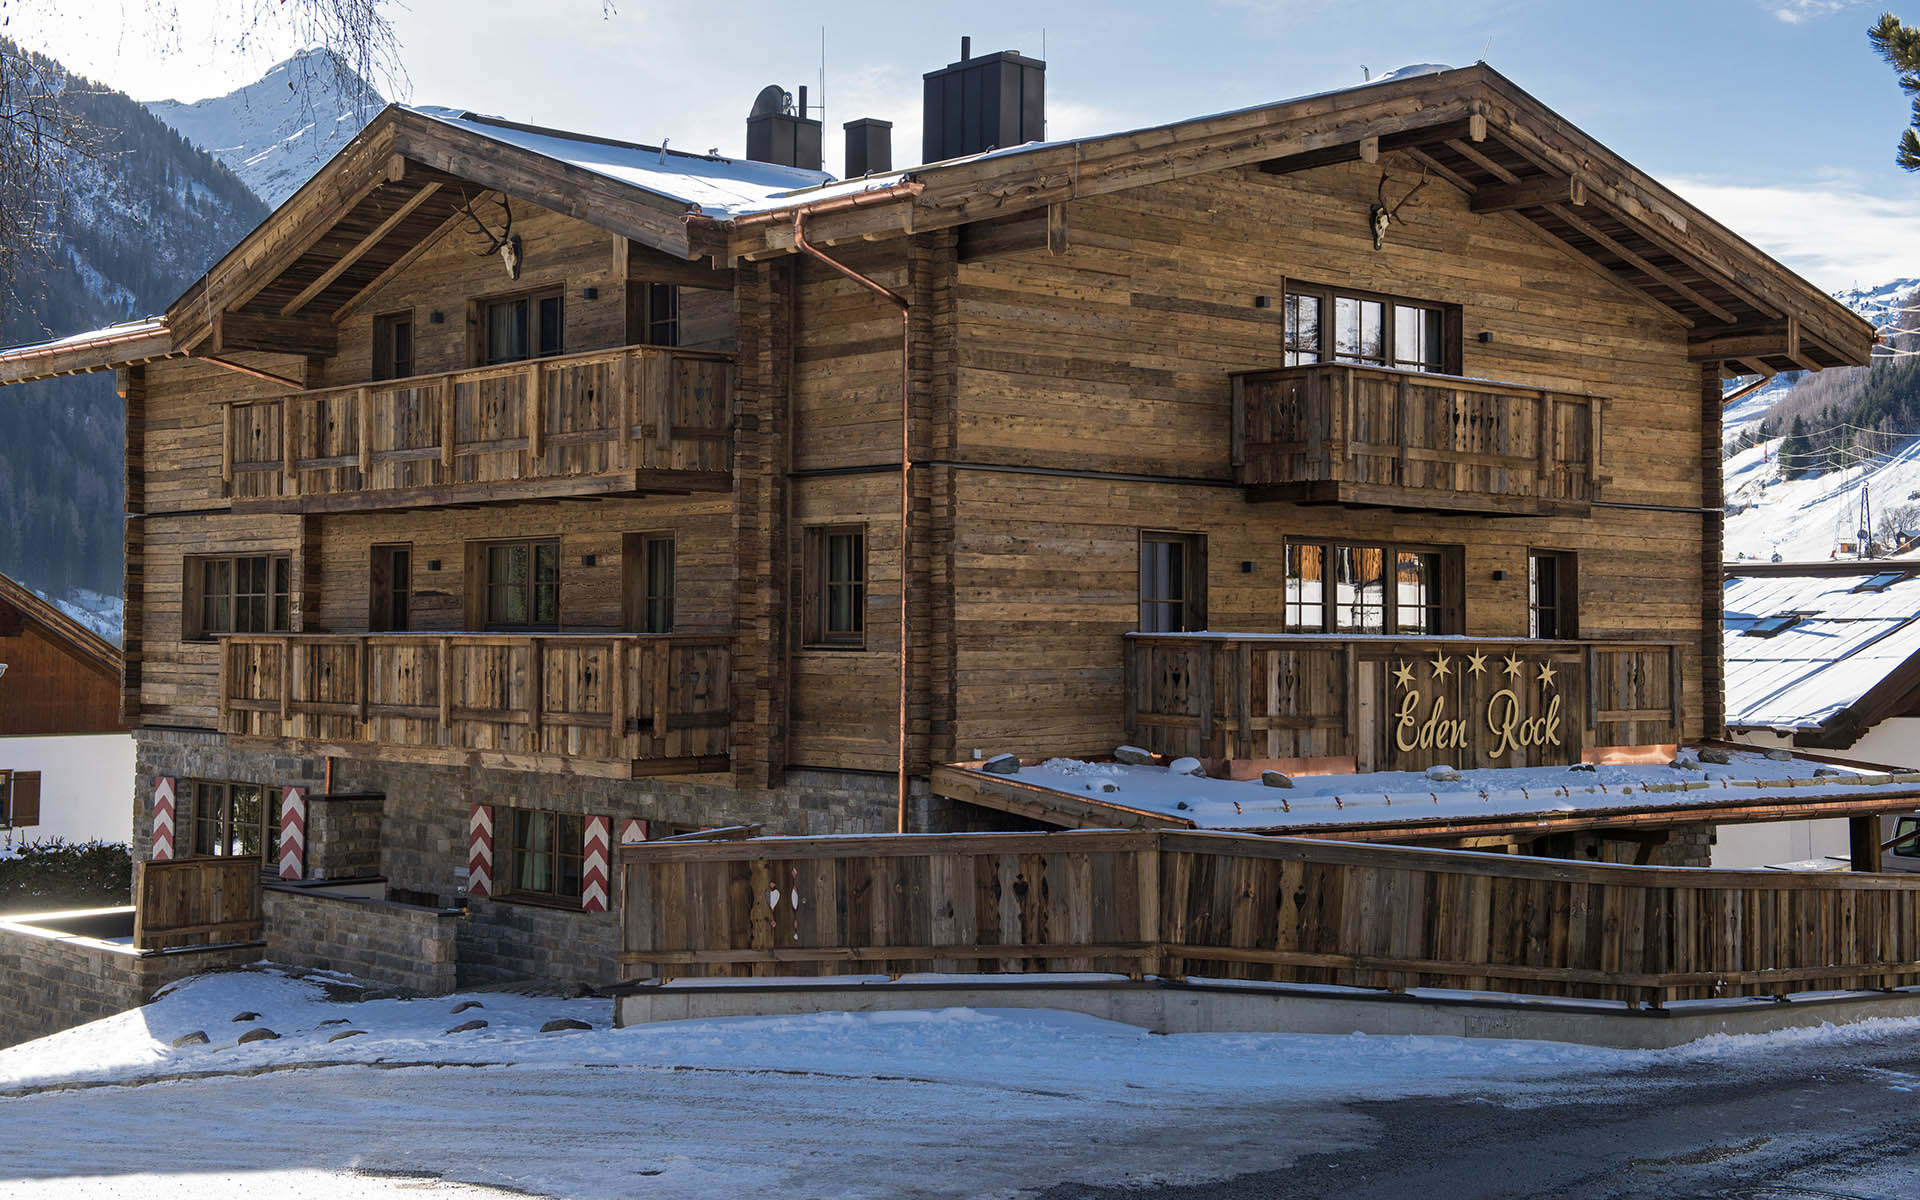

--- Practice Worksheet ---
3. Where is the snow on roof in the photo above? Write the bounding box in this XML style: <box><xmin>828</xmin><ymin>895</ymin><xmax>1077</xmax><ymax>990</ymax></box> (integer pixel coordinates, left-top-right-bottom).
<box><xmin>0</xmin><ymin>318</ymin><xmax>166</xmax><ymax>360</ymax></box>
<box><xmin>1724</xmin><ymin>567</ymin><xmax>1920</xmax><ymax>730</ymax></box>
<box><xmin>998</xmin><ymin>747</ymin><xmax>1920</xmax><ymax>835</ymax></box>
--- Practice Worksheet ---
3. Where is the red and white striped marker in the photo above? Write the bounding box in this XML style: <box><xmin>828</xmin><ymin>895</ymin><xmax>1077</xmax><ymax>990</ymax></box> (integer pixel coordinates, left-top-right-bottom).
<box><xmin>618</xmin><ymin>818</ymin><xmax>648</xmax><ymax>845</ymax></box>
<box><xmin>582</xmin><ymin>816</ymin><xmax>610</xmax><ymax>913</ymax></box>
<box><xmin>278</xmin><ymin>786</ymin><xmax>307</xmax><ymax>880</ymax></box>
<box><xmin>151</xmin><ymin>776</ymin><xmax>176</xmax><ymax>861</ymax></box>
<box><xmin>467</xmin><ymin>805</ymin><xmax>493</xmax><ymax>897</ymax></box>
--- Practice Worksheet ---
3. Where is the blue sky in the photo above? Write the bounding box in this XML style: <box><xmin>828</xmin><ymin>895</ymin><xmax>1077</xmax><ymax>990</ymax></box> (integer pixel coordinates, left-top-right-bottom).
<box><xmin>12</xmin><ymin>0</ymin><xmax>1920</xmax><ymax>289</ymax></box>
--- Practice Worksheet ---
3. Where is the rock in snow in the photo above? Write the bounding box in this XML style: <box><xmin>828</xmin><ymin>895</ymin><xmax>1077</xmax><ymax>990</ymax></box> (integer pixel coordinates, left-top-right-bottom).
<box><xmin>1114</xmin><ymin>746</ymin><xmax>1157</xmax><ymax>766</ymax></box>
<box><xmin>1425</xmin><ymin>765</ymin><xmax>1461</xmax><ymax>783</ymax></box>
<box><xmin>981</xmin><ymin>754</ymin><xmax>1021</xmax><ymax>775</ymax></box>
<box><xmin>1168</xmin><ymin>757</ymin><xmax>1207</xmax><ymax>777</ymax></box>
<box><xmin>1261</xmin><ymin>771</ymin><xmax>1294</xmax><ymax>789</ymax></box>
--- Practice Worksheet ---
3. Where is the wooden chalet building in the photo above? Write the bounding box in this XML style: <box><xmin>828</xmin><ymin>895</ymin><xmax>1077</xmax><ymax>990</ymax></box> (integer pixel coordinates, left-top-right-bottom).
<box><xmin>0</xmin><ymin>53</ymin><xmax>1877</xmax><ymax>986</ymax></box>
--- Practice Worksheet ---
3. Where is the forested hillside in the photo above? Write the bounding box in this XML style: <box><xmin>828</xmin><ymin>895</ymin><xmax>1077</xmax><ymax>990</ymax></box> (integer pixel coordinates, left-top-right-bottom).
<box><xmin>0</xmin><ymin>40</ymin><xmax>266</xmax><ymax>614</ymax></box>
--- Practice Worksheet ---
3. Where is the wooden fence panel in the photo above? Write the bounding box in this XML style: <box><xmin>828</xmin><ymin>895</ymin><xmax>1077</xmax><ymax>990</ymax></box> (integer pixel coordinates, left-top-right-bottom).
<box><xmin>132</xmin><ymin>857</ymin><xmax>261</xmax><ymax>949</ymax></box>
<box><xmin>619</xmin><ymin>829</ymin><xmax>1920</xmax><ymax>1007</ymax></box>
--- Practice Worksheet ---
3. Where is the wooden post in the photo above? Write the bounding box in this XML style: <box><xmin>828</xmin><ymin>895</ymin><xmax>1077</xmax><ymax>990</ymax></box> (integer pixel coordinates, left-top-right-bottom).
<box><xmin>1195</xmin><ymin>642</ymin><xmax>1215</xmax><ymax>753</ymax></box>
<box><xmin>526</xmin><ymin>361</ymin><xmax>546</xmax><ymax>466</ymax></box>
<box><xmin>610</xmin><ymin>638</ymin><xmax>627</xmax><ymax>744</ymax></box>
<box><xmin>357</xmin><ymin>385</ymin><xmax>373</xmax><ymax>478</ymax></box>
<box><xmin>527</xmin><ymin>636</ymin><xmax>544</xmax><ymax>748</ymax></box>
<box><xmin>653</xmin><ymin>639</ymin><xmax>670</xmax><ymax>740</ymax></box>
<box><xmin>615</xmin><ymin>349</ymin><xmax>635</xmax><ymax>470</ymax></box>
<box><xmin>280</xmin><ymin>638</ymin><xmax>293</xmax><ymax>724</ymax></box>
<box><xmin>1851</xmin><ymin>816</ymin><xmax>1884</xmax><ymax>874</ymax></box>
<box><xmin>282</xmin><ymin>399</ymin><xmax>298</xmax><ymax>496</ymax></box>
<box><xmin>1136</xmin><ymin>832</ymin><xmax>1163</xmax><ymax>980</ymax></box>
<box><xmin>357</xmin><ymin>635</ymin><xmax>369</xmax><ymax>724</ymax></box>
<box><xmin>440</xmin><ymin>378</ymin><xmax>455</xmax><ymax>472</ymax></box>
<box><xmin>1235</xmin><ymin>642</ymin><xmax>1253</xmax><ymax>760</ymax></box>
<box><xmin>216</xmin><ymin>640</ymin><xmax>232</xmax><ymax>734</ymax></box>
<box><xmin>220</xmin><ymin>406</ymin><xmax>235</xmax><ymax>488</ymax></box>
<box><xmin>1536</xmin><ymin>391</ymin><xmax>1553</xmax><ymax>497</ymax></box>
<box><xmin>1397</xmin><ymin>374</ymin><xmax>1412</xmax><ymax>488</ymax></box>
<box><xmin>438</xmin><ymin>635</ymin><xmax>452</xmax><ymax>742</ymax></box>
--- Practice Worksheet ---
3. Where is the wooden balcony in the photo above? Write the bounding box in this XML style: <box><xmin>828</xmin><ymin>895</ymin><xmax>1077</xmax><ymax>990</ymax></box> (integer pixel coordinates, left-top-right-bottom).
<box><xmin>1124</xmin><ymin>633</ymin><xmax>1681</xmax><ymax>770</ymax></box>
<box><xmin>222</xmin><ymin>345</ymin><xmax>732</xmax><ymax>513</ymax></box>
<box><xmin>1231</xmin><ymin>363</ymin><xmax>1603</xmax><ymax>516</ymax></box>
<box><xmin>218</xmin><ymin>633</ymin><xmax>730</xmax><ymax>777</ymax></box>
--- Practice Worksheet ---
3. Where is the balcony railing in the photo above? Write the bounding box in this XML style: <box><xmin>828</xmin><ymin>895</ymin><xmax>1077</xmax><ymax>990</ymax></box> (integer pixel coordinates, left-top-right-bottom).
<box><xmin>221</xmin><ymin>345</ymin><xmax>732</xmax><ymax>512</ymax></box>
<box><xmin>1231</xmin><ymin>363</ymin><xmax>1603</xmax><ymax>516</ymax></box>
<box><xmin>1124</xmin><ymin>633</ymin><xmax>1681</xmax><ymax>771</ymax></box>
<box><xmin>218</xmin><ymin>633</ymin><xmax>730</xmax><ymax>776</ymax></box>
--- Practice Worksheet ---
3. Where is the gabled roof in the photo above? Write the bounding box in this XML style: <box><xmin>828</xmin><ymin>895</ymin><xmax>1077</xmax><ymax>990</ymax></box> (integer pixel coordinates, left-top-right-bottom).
<box><xmin>0</xmin><ymin>573</ymin><xmax>120</xmax><ymax>679</ymax></box>
<box><xmin>0</xmin><ymin>61</ymin><xmax>1878</xmax><ymax>384</ymax></box>
<box><xmin>1724</xmin><ymin>563</ymin><xmax>1920</xmax><ymax>745</ymax></box>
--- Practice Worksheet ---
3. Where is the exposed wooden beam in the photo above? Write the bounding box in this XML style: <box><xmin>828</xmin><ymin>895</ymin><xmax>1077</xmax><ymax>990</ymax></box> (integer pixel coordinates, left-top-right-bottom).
<box><xmin>279</xmin><ymin>181</ymin><xmax>444</xmax><ymax>317</ymax></box>
<box><xmin>1470</xmin><ymin>173</ymin><xmax>1586</xmax><ymax>214</ymax></box>
<box><xmin>1689</xmin><ymin>333</ymin><xmax>1796</xmax><ymax>362</ymax></box>
<box><xmin>195</xmin><ymin>355</ymin><xmax>307</xmax><ymax>389</ymax></box>
<box><xmin>331</xmin><ymin>206</ymin><xmax>469</xmax><ymax>322</ymax></box>
<box><xmin>1548</xmin><ymin>206</ymin><xmax>1740</xmax><ymax>325</ymax></box>
<box><xmin>1445</xmin><ymin>137</ymin><xmax>1520</xmax><ymax>184</ymax></box>
<box><xmin>211</xmin><ymin>310</ymin><xmax>337</xmax><ymax>357</ymax></box>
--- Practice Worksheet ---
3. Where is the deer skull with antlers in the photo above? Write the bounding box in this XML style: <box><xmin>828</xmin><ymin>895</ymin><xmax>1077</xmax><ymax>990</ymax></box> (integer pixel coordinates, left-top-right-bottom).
<box><xmin>1368</xmin><ymin>167</ymin><xmax>1429</xmax><ymax>251</ymax></box>
<box><xmin>458</xmin><ymin>191</ymin><xmax>522</xmax><ymax>279</ymax></box>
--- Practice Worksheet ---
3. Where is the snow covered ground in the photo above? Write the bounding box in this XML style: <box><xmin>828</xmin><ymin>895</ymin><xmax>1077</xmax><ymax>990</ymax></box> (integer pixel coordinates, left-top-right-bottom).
<box><xmin>2</xmin><ymin>967</ymin><xmax>1918</xmax><ymax>1198</ymax></box>
<box><xmin>1724</xmin><ymin>433</ymin><xmax>1920</xmax><ymax>562</ymax></box>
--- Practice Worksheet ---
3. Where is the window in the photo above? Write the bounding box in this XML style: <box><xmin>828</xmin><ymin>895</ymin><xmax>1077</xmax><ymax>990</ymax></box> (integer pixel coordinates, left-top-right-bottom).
<box><xmin>1283</xmin><ymin>539</ymin><xmax>1459</xmax><ymax>634</ymax></box>
<box><xmin>502</xmin><ymin>808</ymin><xmax>584</xmax><ymax>903</ymax></box>
<box><xmin>1140</xmin><ymin>532</ymin><xmax>1207</xmax><ymax>633</ymax></box>
<box><xmin>482</xmin><ymin>540</ymin><xmax>560</xmax><ymax>630</ymax></box>
<box><xmin>373</xmin><ymin>311</ymin><xmax>414</xmax><ymax>381</ymax></box>
<box><xmin>623</xmin><ymin>533</ymin><xmax>675</xmax><ymax>633</ymax></box>
<box><xmin>1853</xmin><ymin>571</ymin><xmax>1907</xmax><ymax>594</ymax></box>
<box><xmin>1529</xmin><ymin>552</ymin><xmax>1576</xmax><ymax>639</ymax></box>
<box><xmin>1743</xmin><ymin>612</ymin><xmax>1804</xmax><ymax>639</ymax></box>
<box><xmin>188</xmin><ymin>780</ymin><xmax>273</xmax><ymax>862</ymax></box>
<box><xmin>187</xmin><ymin>554</ymin><xmax>291</xmax><ymax>639</ymax></box>
<box><xmin>481</xmin><ymin>290</ymin><xmax>564</xmax><ymax>365</ymax></box>
<box><xmin>804</xmin><ymin>525</ymin><xmax>866</xmax><ymax>647</ymax></box>
<box><xmin>1284</xmin><ymin>283</ymin><xmax>1456</xmax><ymax>374</ymax></box>
<box><xmin>645</xmin><ymin>283</ymin><xmax>679</xmax><ymax>347</ymax></box>
<box><xmin>371</xmin><ymin>544</ymin><xmax>411</xmax><ymax>632</ymax></box>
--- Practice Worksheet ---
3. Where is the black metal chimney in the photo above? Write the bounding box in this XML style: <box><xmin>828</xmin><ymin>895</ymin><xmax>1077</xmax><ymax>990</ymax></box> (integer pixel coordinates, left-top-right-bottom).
<box><xmin>844</xmin><ymin>118</ymin><xmax>893</xmax><ymax>177</ymax></box>
<box><xmin>922</xmin><ymin>37</ymin><xmax>1045</xmax><ymax>164</ymax></box>
<box><xmin>746</xmin><ymin>83</ymin><xmax>824</xmax><ymax>171</ymax></box>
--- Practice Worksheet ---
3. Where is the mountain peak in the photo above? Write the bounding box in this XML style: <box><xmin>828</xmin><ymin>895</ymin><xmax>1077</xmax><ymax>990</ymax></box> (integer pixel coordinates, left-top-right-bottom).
<box><xmin>145</xmin><ymin>48</ymin><xmax>386</xmax><ymax>207</ymax></box>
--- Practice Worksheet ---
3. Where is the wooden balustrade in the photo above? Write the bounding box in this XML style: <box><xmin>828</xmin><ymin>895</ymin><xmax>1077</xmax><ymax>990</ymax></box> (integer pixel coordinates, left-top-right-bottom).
<box><xmin>219</xmin><ymin>632</ymin><xmax>730</xmax><ymax>777</ymax></box>
<box><xmin>618</xmin><ymin>828</ymin><xmax>1920</xmax><ymax>1007</ymax></box>
<box><xmin>132</xmin><ymin>857</ymin><xmax>262</xmax><ymax>949</ymax></box>
<box><xmin>1123</xmin><ymin>633</ymin><xmax>1682</xmax><ymax>769</ymax></box>
<box><xmin>1231</xmin><ymin>363</ymin><xmax>1603</xmax><ymax>516</ymax></box>
<box><xmin>222</xmin><ymin>344</ymin><xmax>733</xmax><ymax>512</ymax></box>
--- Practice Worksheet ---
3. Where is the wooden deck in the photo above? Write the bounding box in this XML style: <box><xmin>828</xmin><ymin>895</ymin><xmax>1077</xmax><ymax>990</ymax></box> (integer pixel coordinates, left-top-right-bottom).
<box><xmin>218</xmin><ymin>632</ymin><xmax>730</xmax><ymax>777</ymax></box>
<box><xmin>1231</xmin><ymin>363</ymin><xmax>1602</xmax><ymax>516</ymax></box>
<box><xmin>617</xmin><ymin>829</ymin><xmax>1920</xmax><ymax>1008</ymax></box>
<box><xmin>1124</xmin><ymin>633</ymin><xmax>1681</xmax><ymax>769</ymax></box>
<box><xmin>221</xmin><ymin>344</ymin><xmax>733</xmax><ymax>512</ymax></box>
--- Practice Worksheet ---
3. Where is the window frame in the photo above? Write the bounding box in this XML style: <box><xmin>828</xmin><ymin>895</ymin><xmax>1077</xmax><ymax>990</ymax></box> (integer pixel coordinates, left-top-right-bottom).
<box><xmin>1282</xmin><ymin>281</ymin><xmax>1461</xmax><ymax>375</ymax></box>
<box><xmin>475</xmin><ymin>537</ymin><xmax>562</xmax><ymax>632</ymax></box>
<box><xmin>1138</xmin><ymin>530</ymin><xmax>1208</xmax><ymax>633</ymax></box>
<box><xmin>498</xmin><ymin>807</ymin><xmax>585</xmax><ymax>906</ymax></box>
<box><xmin>372</xmin><ymin>310</ymin><xmax>415</xmax><ymax>381</ymax></box>
<box><xmin>186</xmin><ymin>779</ymin><xmax>276</xmax><ymax>865</ymax></box>
<box><xmin>622</xmin><ymin>531</ymin><xmax>676</xmax><ymax>633</ymax></box>
<box><xmin>476</xmin><ymin>287</ymin><xmax>565</xmax><ymax>366</ymax></box>
<box><xmin>1281</xmin><ymin>538</ymin><xmax>1462</xmax><ymax>635</ymax></box>
<box><xmin>802</xmin><ymin>524</ymin><xmax>868</xmax><ymax>649</ymax></box>
<box><xmin>1528</xmin><ymin>550</ymin><xmax>1578</xmax><ymax>640</ymax></box>
<box><xmin>184</xmin><ymin>553</ymin><xmax>292</xmax><ymax>641</ymax></box>
<box><xmin>644</xmin><ymin>282</ymin><xmax>679</xmax><ymax>348</ymax></box>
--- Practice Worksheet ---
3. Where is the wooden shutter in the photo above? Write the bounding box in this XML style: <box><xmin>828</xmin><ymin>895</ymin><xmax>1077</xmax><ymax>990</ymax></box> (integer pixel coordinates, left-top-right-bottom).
<box><xmin>151</xmin><ymin>776</ymin><xmax>177</xmax><ymax>860</ymax></box>
<box><xmin>9</xmin><ymin>772</ymin><xmax>39</xmax><ymax>827</ymax></box>
<box><xmin>618</xmin><ymin>818</ymin><xmax>649</xmax><ymax>845</ymax></box>
<box><xmin>277</xmin><ymin>785</ymin><xmax>308</xmax><ymax>880</ymax></box>
<box><xmin>582</xmin><ymin>815</ymin><xmax>610</xmax><ymax>912</ymax></box>
<box><xmin>467</xmin><ymin>804</ymin><xmax>494</xmax><ymax>897</ymax></box>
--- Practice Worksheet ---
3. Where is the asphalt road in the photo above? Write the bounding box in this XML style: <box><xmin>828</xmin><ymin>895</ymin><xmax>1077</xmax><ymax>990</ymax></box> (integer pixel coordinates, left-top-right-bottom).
<box><xmin>1036</xmin><ymin>1030</ymin><xmax>1920</xmax><ymax>1200</ymax></box>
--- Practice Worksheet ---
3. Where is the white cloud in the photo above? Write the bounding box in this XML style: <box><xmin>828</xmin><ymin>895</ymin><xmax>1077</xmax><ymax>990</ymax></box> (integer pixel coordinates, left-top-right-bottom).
<box><xmin>1669</xmin><ymin>173</ymin><xmax>1920</xmax><ymax>292</ymax></box>
<box><xmin>1765</xmin><ymin>0</ymin><xmax>1865</xmax><ymax>24</ymax></box>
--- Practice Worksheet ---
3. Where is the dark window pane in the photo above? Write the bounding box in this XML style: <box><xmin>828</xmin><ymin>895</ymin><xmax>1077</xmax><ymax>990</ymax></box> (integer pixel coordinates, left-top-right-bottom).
<box><xmin>488</xmin><ymin>299</ymin><xmax>528</xmax><ymax>364</ymax></box>
<box><xmin>538</xmin><ymin>297</ymin><xmax>564</xmax><ymax>356</ymax></box>
<box><xmin>393</xmin><ymin>320</ymin><xmax>413</xmax><ymax>377</ymax></box>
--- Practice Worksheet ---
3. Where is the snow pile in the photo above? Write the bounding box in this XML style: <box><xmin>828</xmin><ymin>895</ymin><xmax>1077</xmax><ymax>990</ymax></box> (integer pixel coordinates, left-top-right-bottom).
<box><xmin>999</xmin><ymin>747</ymin><xmax>1919</xmax><ymax>831</ymax></box>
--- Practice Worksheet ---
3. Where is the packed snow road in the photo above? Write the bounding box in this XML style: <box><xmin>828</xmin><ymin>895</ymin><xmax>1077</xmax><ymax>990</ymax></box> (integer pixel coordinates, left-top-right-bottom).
<box><xmin>1</xmin><ymin>969</ymin><xmax>1917</xmax><ymax>1197</ymax></box>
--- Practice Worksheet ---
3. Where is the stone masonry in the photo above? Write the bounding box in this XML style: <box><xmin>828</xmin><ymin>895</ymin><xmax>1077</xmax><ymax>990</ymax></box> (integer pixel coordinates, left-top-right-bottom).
<box><xmin>261</xmin><ymin>886</ymin><xmax>459</xmax><ymax>995</ymax></box>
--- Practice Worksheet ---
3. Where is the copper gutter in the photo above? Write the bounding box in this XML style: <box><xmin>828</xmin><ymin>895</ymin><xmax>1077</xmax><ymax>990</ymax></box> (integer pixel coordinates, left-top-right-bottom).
<box><xmin>714</xmin><ymin>180</ymin><xmax>925</xmax><ymax>232</ymax></box>
<box><xmin>790</xmin><ymin>206</ymin><xmax>914</xmax><ymax>835</ymax></box>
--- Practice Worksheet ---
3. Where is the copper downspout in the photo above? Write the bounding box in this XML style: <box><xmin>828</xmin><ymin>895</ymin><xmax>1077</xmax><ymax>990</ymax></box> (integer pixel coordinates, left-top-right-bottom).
<box><xmin>790</xmin><ymin>208</ymin><xmax>914</xmax><ymax>834</ymax></box>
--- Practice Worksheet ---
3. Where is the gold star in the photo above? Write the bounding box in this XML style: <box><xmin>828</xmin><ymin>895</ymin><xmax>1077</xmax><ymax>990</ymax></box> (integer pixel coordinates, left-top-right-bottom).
<box><xmin>1466</xmin><ymin>650</ymin><xmax>1489</xmax><ymax>677</ymax></box>
<box><xmin>1393</xmin><ymin>660</ymin><xmax>1416</xmax><ymax>690</ymax></box>
<box><xmin>1537</xmin><ymin>660</ymin><xmax>1558</xmax><ymax>688</ymax></box>
<box><xmin>1430</xmin><ymin>651</ymin><xmax>1452</xmax><ymax>681</ymax></box>
<box><xmin>1504</xmin><ymin>653</ymin><xmax>1525</xmax><ymax>679</ymax></box>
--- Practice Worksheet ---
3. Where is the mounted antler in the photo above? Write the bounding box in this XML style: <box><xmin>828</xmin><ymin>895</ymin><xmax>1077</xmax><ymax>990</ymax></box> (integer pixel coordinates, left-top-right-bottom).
<box><xmin>457</xmin><ymin>191</ymin><xmax>522</xmax><ymax>279</ymax></box>
<box><xmin>1368</xmin><ymin>166</ymin><xmax>1430</xmax><ymax>251</ymax></box>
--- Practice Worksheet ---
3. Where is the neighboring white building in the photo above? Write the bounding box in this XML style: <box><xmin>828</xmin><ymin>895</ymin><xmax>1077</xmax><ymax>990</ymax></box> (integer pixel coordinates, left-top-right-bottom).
<box><xmin>0</xmin><ymin>734</ymin><xmax>135</xmax><ymax>848</ymax></box>
<box><xmin>1719</xmin><ymin>562</ymin><xmax>1920</xmax><ymax>867</ymax></box>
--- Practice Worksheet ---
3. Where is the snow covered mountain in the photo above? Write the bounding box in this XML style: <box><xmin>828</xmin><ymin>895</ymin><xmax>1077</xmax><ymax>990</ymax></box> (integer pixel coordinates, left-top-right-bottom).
<box><xmin>145</xmin><ymin>48</ymin><xmax>385</xmax><ymax>207</ymax></box>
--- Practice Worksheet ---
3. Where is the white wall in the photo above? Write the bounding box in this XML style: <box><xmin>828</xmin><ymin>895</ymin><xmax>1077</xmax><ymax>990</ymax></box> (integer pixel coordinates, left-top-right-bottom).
<box><xmin>1718</xmin><ymin>725</ymin><xmax>1920</xmax><ymax>868</ymax></box>
<box><xmin>0</xmin><ymin>734</ymin><xmax>136</xmax><ymax>847</ymax></box>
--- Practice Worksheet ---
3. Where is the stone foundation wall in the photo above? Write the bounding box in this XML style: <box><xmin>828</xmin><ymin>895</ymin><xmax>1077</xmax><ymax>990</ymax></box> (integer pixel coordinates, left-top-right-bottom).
<box><xmin>261</xmin><ymin>887</ymin><xmax>458</xmax><ymax>995</ymax></box>
<box><xmin>306</xmin><ymin>793</ymin><xmax>384</xmax><ymax>880</ymax></box>
<box><xmin>0</xmin><ymin>913</ymin><xmax>261</xmax><ymax>1049</ymax></box>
